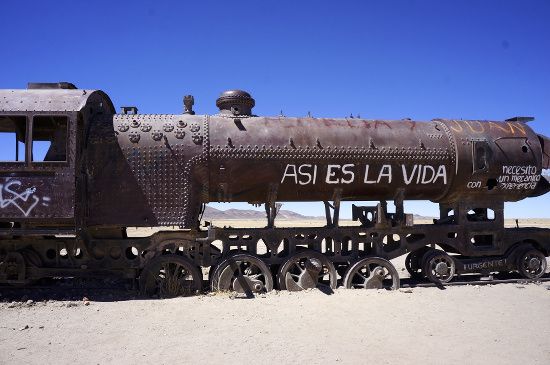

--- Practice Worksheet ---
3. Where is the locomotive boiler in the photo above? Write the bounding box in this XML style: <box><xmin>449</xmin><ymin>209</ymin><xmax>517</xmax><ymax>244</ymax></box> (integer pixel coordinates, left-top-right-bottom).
<box><xmin>0</xmin><ymin>83</ymin><xmax>549</xmax><ymax>296</ymax></box>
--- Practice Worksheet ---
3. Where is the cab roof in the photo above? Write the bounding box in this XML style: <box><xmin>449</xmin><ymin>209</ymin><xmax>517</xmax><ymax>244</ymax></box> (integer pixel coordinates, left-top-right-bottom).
<box><xmin>0</xmin><ymin>87</ymin><xmax>114</xmax><ymax>113</ymax></box>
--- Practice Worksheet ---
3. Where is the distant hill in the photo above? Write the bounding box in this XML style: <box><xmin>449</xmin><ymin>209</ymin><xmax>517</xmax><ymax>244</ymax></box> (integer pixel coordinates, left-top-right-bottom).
<box><xmin>202</xmin><ymin>206</ymin><xmax>321</xmax><ymax>220</ymax></box>
<box><xmin>202</xmin><ymin>206</ymin><xmax>433</xmax><ymax>220</ymax></box>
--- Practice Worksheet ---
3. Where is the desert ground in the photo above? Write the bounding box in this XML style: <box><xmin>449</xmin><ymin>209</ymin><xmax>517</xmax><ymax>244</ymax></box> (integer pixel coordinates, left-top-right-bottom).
<box><xmin>1</xmin><ymin>284</ymin><xmax>549</xmax><ymax>365</ymax></box>
<box><xmin>126</xmin><ymin>217</ymin><xmax>550</xmax><ymax>233</ymax></box>
<box><xmin>209</xmin><ymin>217</ymin><xmax>550</xmax><ymax>228</ymax></box>
<box><xmin>1</xmin><ymin>219</ymin><xmax>550</xmax><ymax>365</ymax></box>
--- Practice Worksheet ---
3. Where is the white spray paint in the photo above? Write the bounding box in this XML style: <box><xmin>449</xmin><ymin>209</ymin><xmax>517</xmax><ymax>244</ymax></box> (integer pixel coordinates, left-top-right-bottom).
<box><xmin>281</xmin><ymin>163</ymin><xmax>447</xmax><ymax>186</ymax></box>
<box><xmin>0</xmin><ymin>179</ymin><xmax>50</xmax><ymax>217</ymax></box>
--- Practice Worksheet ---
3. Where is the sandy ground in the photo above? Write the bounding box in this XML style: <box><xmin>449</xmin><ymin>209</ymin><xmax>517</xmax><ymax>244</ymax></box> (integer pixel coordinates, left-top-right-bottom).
<box><xmin>1</xmin><ymin>284</ymin><xmax>550</xmax><ymax>365</ymax></box>
<box><xmin>205</xmin><ymin>218</ymin><xmax>550</xmax><ymax>229</ymax></box>
<box><xmin>126</xmin><ymin>218</ymin><xmax>550</xmax><ymax>235</ymax></box>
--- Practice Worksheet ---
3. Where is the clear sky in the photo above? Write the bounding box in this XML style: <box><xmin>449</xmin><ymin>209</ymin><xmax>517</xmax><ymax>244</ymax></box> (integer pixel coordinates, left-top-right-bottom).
<box><xmin>2</xmin><ymin>0</ymin><xmax>549</xmax><ymax>218</ymax></box>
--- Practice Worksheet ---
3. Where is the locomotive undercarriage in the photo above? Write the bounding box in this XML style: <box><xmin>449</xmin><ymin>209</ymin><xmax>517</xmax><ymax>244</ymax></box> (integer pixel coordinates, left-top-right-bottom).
<box><xmin>202</xmin><ymin>199</ymin><xmax>549</xmax><ymax>294</ymax></box>
<box><xmin>1</xmin><ymin>199</ymin><xmax>548</xmax><ymax>297</ymax></box>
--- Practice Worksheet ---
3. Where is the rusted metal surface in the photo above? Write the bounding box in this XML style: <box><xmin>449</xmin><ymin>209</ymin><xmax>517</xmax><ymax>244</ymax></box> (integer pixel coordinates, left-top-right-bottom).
<box><xmin>0</xmin><ymin>88</ymin><xmax>114</xmax><ymax>227</ymax></box>
<box><xmin>112</xmin><ymin>113</ymin><xmax>208</xmax><ymax>227</ymax></box>
<box><xmin>0</xmin><ymin>88</ymin><xmax>112</xmax><ymax>112</ymax></box>
<box><xmin>215</xmin><ymin>89</ymin><xmax>255</xmax><ymax>117</ymax></box>
<box><xmin>0</xmin><ymin>84</ymin><xmax>549</xmax><ymax>296</ymax></box>
<box><xmin>208</xmin><ymin>116</ymin><xmax>544</xmax><ymax>205</ymax></box>
<box><xmin>111</xmin><ymin>111</ymin><xmax>548</xmax><ymax>228</ymax></box>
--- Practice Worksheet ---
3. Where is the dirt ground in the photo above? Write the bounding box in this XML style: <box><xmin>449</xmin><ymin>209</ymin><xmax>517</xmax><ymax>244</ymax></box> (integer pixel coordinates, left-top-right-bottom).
<box><xmin>2</xmin><ymin>219</ymin><xmax>550</xmax><ymax>364</ymax></box>
<box><xmin>1</xmin><ymin>284</ymin><xmax>549</xmax><ymax>365</ymax></box>
<box><xmin>126</xmin><ymin>217</ymin><xmax>550</xmax><ymax>234</ymax></box>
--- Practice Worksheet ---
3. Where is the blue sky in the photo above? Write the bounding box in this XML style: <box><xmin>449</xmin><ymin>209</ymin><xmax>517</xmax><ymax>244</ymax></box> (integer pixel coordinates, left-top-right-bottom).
<box><xmin>2</xmin><ymin>0</ymin><xmax>549</xmax><ymax>218</ymax></box>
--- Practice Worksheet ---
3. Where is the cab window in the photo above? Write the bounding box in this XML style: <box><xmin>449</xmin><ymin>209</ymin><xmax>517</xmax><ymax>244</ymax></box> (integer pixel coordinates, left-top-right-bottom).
<box><xmin>32</xmin><ymin>116</ymin><xmax>68</xmax><ymax>162</ymax></box>
<box><xmin>0</xmin><ymin>116</ymin><xmax>26</xmax><ymax>162</ymax></box>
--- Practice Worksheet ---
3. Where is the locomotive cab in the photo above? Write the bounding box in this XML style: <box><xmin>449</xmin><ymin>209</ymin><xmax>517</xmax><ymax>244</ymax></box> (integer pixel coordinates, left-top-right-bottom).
<box><xmin>0</xmin><ymin>83</ymin><xmax>114</xmax><ymax>233</ymax></box>
<box><xmin>0</xmin><ymin>113</ymin><xmax>74</xmax><ymax>231</ymax></box>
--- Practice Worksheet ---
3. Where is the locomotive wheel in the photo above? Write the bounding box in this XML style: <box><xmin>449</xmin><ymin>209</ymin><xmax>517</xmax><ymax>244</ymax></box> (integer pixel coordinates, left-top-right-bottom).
<box><xmin>343</xmin><ymin>257</ymin><xmax>400</xmax><ymax>290</ymax></box>
<box><xmin>517</xmin><ymin>249</ymin><xmax>547</xmax><ymax>279</ymax></box>
<box><xmin>140</xmin><ymin>254</ymin><xmax>203</xmax><ymax>298</ymax></box>
<box><xmin>0</xmin><ymin>252</ymin><xmax>35</xmax><ymax>286</ymax></box>
<box><xmin>211</xmin><ymin>253</ymin><xmax>273</xmax><ymax>294</ymax></box>
<box><xmin>422</xmin><ymin>251</ymin><xmax>456</xmax><ymax>284</ymax></box>
<box><xmin>405</xmin><ymin>247</ymin><xmax>431</xmax><ymax>279</ymax></box>
<box><xmin>277</xmin><ymin>250</ymin><xmax>337</xmax><ymax>291</ymax></box>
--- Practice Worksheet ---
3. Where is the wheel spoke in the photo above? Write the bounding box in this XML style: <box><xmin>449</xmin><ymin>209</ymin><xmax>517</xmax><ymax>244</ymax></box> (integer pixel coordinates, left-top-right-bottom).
<box><xmin>292</xmin><ymin>261</ymin><xmax>305</xmax><ymax>273</ymax></box>
<box><xmin>249</xmin><ymin>273</ymin><xmax>264</xmax><ymax>280</ymax></box>
<box><xmin>354</xmin><ymin>271</ymin><xmax>368</xmax><ymax>284</ymax></box>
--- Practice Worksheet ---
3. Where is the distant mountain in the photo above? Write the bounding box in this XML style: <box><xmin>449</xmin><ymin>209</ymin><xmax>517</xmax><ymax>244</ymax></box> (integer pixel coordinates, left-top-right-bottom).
<box><xmin>412</xmin><ymin>214</ymin><xmax>435</xmax><ymax>220</ymax></box>
<box><xmin>202</xmin><ymin>206</ymin><xmax>321</xmax><ymax>220</ymax></box>
<box><xmin>202</xmin><ymin>206</ymin><xmax>433</xmax><ymax>220</ymax></box>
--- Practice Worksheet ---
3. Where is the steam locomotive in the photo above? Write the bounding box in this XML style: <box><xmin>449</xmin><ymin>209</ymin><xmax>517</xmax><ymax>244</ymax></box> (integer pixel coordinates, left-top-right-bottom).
<box><xmin>0</xmin><ymin>82</ymin><xmax>548</xmax><ymax>296</ymax></box>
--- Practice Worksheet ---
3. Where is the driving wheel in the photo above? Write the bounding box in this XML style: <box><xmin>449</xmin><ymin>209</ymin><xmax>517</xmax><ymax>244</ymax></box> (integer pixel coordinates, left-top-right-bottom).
<box><xmin>344</xmin><ymin>257</ymin><xmax>400</xmax><ymax>290</ymax></box>
<box><xmin>211</xmin><ymin>253</ymin><xmax>274</xmax><ymax>294</ymax></box>
<box><xmin>422</xmin><ymin>250</ymin><xmax>456</xmax><ymax>284</ymax></box>
<box><xmin>277</xmin><ymin>250</ymin><xmax>337</xmax><ymax>291</ymax></box>
<box><xmin>517</xmin><ymin>249</ymin><xmax>547</xmax><ymax>279</ymax></box>
<box><xmin>140</xmin><ymin>254</ymin><xmax>203</xmax><ymax>298</ymax></box>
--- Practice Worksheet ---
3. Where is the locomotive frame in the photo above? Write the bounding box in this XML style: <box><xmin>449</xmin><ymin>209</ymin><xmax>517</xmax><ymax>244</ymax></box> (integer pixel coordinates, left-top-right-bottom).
<box><xmin>0</xmin><ymin>83</ymin><xmax>548</xmax><ymax>296</ymax></box>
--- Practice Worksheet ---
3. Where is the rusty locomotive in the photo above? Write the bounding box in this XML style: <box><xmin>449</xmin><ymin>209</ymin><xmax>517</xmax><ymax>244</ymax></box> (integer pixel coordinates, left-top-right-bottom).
<box><xmin>0</xmin><ymin>82</ymin><xmax>549</xmax><ymax>296</ymax></box>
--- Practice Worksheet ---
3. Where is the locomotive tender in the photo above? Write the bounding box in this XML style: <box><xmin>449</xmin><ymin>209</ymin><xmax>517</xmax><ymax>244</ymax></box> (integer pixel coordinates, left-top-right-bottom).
<box><xmin>0</xmin><ymin>82</ymin><xmax>549</xmax><ymax>296</ymax></box>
